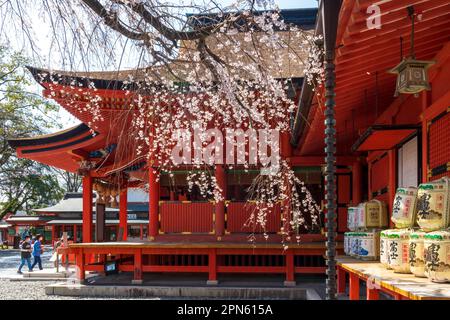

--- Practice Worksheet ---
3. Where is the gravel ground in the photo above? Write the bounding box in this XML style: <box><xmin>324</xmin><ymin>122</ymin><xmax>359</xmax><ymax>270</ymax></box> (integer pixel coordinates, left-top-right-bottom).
<box><xmin>0</xmin><ymin>279</ymin><xmax>78</xmax><ymax>300</ymax></box>
<box><xmin>0</xmin><ymin>247</ymin><xmax>154</xmax><ymax>300</ymax></box>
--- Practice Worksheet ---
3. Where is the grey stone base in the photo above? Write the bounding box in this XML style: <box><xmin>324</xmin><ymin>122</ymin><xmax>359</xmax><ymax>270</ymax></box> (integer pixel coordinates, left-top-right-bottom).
<box><xmin>131</xmin><ymin>279</ymin><xmax>143</xmax><ymax>285</ymax></box>
<box><xmin>45</xmin><ymin>283</ymin><xmax>308</xmax><ymax>299</ymax></box>
<box><xmin>284</xmin><ymin>281</ymin><xmax>296</xmax><ymax>287</ymax></box>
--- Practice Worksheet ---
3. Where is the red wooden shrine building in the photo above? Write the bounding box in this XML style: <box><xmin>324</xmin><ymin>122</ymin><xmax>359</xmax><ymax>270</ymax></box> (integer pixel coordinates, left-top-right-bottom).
<box><xmin>8</xmin><ymin>2</ymin><xmax>450</xmax><ymax>285</ymax></box>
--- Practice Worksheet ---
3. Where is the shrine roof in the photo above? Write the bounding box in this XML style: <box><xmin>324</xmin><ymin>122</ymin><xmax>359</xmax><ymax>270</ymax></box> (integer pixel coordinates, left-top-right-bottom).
<box><xmin>294</xmin><ymin>0</ymin><xmax>450</xmax><ymax>156</ymax></box>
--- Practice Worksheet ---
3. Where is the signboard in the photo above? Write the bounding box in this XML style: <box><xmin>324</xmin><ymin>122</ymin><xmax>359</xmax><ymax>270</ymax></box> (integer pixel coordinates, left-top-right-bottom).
<box><xmin>127</xmin><ymin>214</ymin><xmax>137</xmax><ymax>220</ymax></box>
<box><xmin>104</xmin><ymin>261</ymin><xmax>118</xmax><ymax>275</ymax></box>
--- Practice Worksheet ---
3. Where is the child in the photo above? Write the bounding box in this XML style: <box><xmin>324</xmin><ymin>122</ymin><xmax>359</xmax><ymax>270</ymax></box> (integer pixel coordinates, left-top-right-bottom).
<box><xmin>30</xmin><ymin>234</ymin><xmax>44</xmax><ymax>271</ymax></box>
<box><xmin>17</xmin><ymin>235</ymin><xmax>32</xmax><ymax>274</ymax></box>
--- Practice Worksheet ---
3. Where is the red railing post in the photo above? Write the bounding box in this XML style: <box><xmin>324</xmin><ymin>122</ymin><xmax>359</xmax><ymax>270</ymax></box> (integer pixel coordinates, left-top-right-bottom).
<box><xmin>366</xmin><ymin>279</ymin><xmax>380</xmax><ymax>300</ymax></box>
<box><xmin>284</xmin><ymin>249</ymin><xmax>295</xmax><ymax>286</ymax></box>
<box><xmin>132</xmin><ymin>249</ymin><xmax>143</xmax><ymax>284</ymax></box>
<box><xmin>119</xmin><ymin>187</ymin><xmax>128</xmax><ymax>241</ymax></box>
<box><xmin>76</xmin><ymin>249</ymin><xmax>85</xmax><ymax>282</ymax></box>
<box><xmin>207</xmin><ymin>249</ymin><xmax>218</xmax><ymax>285</ymax></box>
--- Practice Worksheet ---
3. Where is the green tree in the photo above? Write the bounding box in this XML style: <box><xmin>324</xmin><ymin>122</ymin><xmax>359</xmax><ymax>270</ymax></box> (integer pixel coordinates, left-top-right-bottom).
<box><xmin>0</xmin><ymin>46</ymin><xmax>64</xmax><ymax>218</ymax></box>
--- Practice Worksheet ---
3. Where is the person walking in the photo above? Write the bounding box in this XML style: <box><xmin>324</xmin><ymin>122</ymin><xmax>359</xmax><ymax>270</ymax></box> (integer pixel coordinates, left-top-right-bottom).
<box><xmin>30</xmin><ymin>234</ymin><xmax>44</xmax><ymax>271</ymax></box>
<box><xmin>17</xmin><ymin>235</ymin><xmax>32</xmax><ymax>274</ymax></box>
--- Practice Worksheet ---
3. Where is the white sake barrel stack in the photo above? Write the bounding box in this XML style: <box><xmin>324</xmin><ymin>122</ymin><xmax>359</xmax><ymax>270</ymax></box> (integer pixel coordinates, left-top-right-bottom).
<box><xmin>409</xmin><ymin>230</ymin><xmax>427</xmax><ymax>277</ymax></box>
<box><xmin>357</xmin><ymin>199</ymin><xmax>388</xmax><ymax>230</ymax></box>
<box><xmin>416</xmin><ymin>178</ymin><xmax>450</xmax><ymax>232</ymax></box>
<box><xmin>424</xmin><ymin>230</ymin><xmax>450</xmax><ymax>283</ymax></box>
<box><xmin>387</xmin><ymin>229</ymin><xmax>412</xmax><ymax>274</ymax></box>
<box><xmin>391</xmin><ymin>187</ymin><xmax>418</xmax><ymax>229</ymax></box>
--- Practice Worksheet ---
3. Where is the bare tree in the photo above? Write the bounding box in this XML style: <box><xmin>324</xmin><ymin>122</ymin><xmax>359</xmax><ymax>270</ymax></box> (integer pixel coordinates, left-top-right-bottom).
<box><xmin>51</xmin><ymin>168</ymin><xmax>83</xmax><ymax>192</ymax></box>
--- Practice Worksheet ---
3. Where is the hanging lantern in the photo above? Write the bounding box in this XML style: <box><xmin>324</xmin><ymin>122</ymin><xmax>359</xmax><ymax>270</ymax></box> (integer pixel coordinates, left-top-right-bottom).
<box><xmin>388</xmin><ymin>6</ymin><xmax>434</xmax><ymax>97</ymax></box>
<box><xmin>388</xmin><ymin>58</ymin><xmax>434</xmax><ymax>97</ymax></box>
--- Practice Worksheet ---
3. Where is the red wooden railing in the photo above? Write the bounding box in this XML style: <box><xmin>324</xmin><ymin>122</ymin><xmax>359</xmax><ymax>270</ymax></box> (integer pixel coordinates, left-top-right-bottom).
<box><xmin>159</xmin><ymin>201</ymin><xmax>214</xmax><ymax>234</ymax></box>
<box><xmin>60</xmin><ymin>243</ymin><xmax>341</xmax><ymax>283</ymax></box>
<box><xmin>226</xmin><ymin>202</ymin><xmax>281</xmax><ymax>233</ymax></box>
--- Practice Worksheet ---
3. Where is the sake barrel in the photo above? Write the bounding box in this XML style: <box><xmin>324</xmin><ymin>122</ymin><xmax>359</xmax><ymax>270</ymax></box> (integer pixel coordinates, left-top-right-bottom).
<box><xmin>357</xmin><ymin>200</ymin><xmax>388</xmax><ymax>230</ymax></box>
<box><xmin>409</xmin><ymin>230</ymin><xmax>427</xmax><ymax>278</ymax></box>
<box><xmin>424</xmin><ymin>230</ymin><xmax>450</xmax><ymax>283</ymax></box>
<box><xmin>416</xmin><ymin>178</ymin><xmax>450</xmax><ymax>232</ymax></box>
<box><xmin>387</xmin><ymin>229</ymin><xmax>412</xmax><ymax>274</ymax></box>
<box><xmin>349</xmin><ymin>233</ymin><xmax>361</xmax><ymax>258</ymax></box>
<box><xmin>357</xmin><ymin>231</ymin><xmax>380</xmax><ymax>261</ymax></box>
<box><xmin>347</xmin><ymin>207</ymin><xmax>358</xmax><ymax>231</ymax></box>
<box><xmin>380</xmin><ymin>229</ymin><xmax>394</xmax><ymax>268</ymax></box>
<box><xmin>391</xmin><ymin>187</ymin><xmax>418</xmax><ymax>229</ymax></box>
<box><xmin>344</xmin><ymin>232</ymin><xmax>351</xmax><ymax>255</ymax></box>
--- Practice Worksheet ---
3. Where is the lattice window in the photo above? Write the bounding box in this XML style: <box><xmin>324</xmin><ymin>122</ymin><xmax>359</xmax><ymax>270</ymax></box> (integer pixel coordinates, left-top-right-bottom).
<box><xmin>428</xmin><ymin>111</ymin><xmax>450</xmax><ymax>179</ymax></box>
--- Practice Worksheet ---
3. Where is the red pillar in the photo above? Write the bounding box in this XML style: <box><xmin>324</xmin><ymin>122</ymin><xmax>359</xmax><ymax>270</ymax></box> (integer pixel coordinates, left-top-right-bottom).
<box><xmin>349</xmin><ymin>273</ymin><xmax>360</xmax><ymax>300</ymax></box>
<box><xmin>148</xmin><ymin>167</ymin><xmax>160</xmax><ymax>240</ymax></box>
<box><xmin>352</xmin><ymin>160</ymin><xmax>362</xmax><ymax>205</ymax></box>
<box><xmin>82</xmin><ymin>175</ymin><xmax>93</xmax><ymax>243</ymax></box>
<box><xmin>119</xmin><ymin>188</ymin><xmax>128</xmax><ymax>241</ymax></box>
<box><xmin>215</xmin><ymin>165</ymin><xmax>226</xmax><ymax>239</ymax></box>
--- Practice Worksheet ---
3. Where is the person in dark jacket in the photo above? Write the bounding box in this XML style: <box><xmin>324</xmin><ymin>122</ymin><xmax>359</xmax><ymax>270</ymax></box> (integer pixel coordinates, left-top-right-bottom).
<box><xmin>17</xmin><ymin>235</ymin><xmax>32</xmax><ymax>274</ymax></box>
<box><xmin>30</xmin><ymin>234</ymin><xmax>44</xmax><ymax>270</ymax></box>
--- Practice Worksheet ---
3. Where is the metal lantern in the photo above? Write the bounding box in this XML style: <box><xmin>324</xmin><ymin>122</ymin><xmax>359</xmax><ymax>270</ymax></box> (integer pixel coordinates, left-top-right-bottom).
<box><xmin>389</xmin><ymin>58</ymin><xmax>434</xmax><ymax>97</ymax></box>
<box><xmin>388</xmin><ymin>6</ymin><xmax>435</xmax><ymax>97</ymax></box>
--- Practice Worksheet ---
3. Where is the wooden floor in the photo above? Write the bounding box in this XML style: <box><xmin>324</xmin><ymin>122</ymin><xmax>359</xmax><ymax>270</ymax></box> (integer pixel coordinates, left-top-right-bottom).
<box><xmin>337</xmin><ymin>256</ymin><xmax>450</xmax><ymax>300</ymax></box>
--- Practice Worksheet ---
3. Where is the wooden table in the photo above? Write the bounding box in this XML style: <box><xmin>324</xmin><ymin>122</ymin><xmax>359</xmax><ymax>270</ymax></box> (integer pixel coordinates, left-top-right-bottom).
<box><xmin>337</xmin><ymin>256</ymin><xmax>450</xmax><ymax>300</ymax></box>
